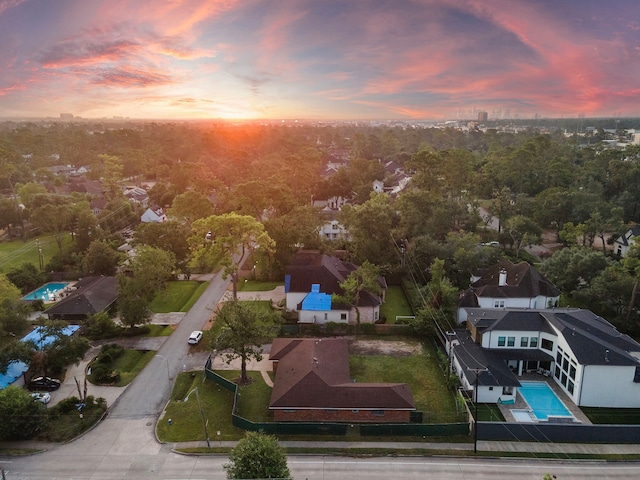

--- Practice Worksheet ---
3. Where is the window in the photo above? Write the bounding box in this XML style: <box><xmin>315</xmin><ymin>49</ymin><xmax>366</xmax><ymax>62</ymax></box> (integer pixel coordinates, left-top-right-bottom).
<box><xmin>494</xmin><ymin>300</ymin><xmax>505</xmax><ymax>308</ymax></box>
<box><xmin>498</xmin><ymin>336</ymin><xmax>506</xmax><ymax>347</ymax></box>
<box><xmin>530</xmin><ymin>337</ymin><xmax>538</xmax><ymax>348</ymax></box>
<box><xmin>541</xmin><ymin>338</ymin><xmax>553</xmax><ymax>351</ymax></box>
<box><xmin>568</xmin><ymin>381</ymin><xmax>575</xmax><ymax>395</ymax></box>
<box><xmin>556</xmin><ymin>352</ymin><xmax>563</xmax><ymax>363</ymax></box>
<box><xmin>520</xmin><ymin>337</ymin><xmax>528</xmax><ymax>347</ymax></box>
<box><xmin>374</xmin><ymin>311</ymin><xmax>379</xmax><ymax>320</ymax></box>
<box><xmin>502</xmin><ymin>386</ymin><xmax>513</xmax><ymax>395</ymax></box>
<box><xmin>340</xmin><ymin>313</ymin><xmax>347</xmax><ymax>321</ymax></box>
<box><xmin>372</xmin><ymin>410</ymin><xmax>385</xmax><ymax>416</ymax></box>
<box><xmin>507</xmin><ymin>336</ymin><xmax>515</xmax><ymax>347</ymax></box>
<box><xmin>489</xmin><ymin>386</ymin><xmax>494</xmax><ymax>391</ymax></box>
<box><xmin>324</xmin><ymin>313</ymin><xmax>328</xmax><ymax>321</ymax></box>
<box><xmin>569</xmin><ymin>365</ymin><xmax>576</xmax><ymax>380</ymax></box>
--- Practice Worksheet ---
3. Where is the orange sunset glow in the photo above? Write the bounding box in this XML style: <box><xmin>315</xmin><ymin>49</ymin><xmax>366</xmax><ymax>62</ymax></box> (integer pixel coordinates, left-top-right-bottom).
<box><xmin>1</xmin><ymin>0</ymin><xmax>639</xmax><ymax>120</ymax></box>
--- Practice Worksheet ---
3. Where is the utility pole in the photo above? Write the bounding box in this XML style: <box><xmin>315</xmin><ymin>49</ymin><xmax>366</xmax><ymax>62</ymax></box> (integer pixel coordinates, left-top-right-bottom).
<box><xmin>467</xmin><ymin>367</ymin><xmax>488</xmax><ymax>454</ymax></box>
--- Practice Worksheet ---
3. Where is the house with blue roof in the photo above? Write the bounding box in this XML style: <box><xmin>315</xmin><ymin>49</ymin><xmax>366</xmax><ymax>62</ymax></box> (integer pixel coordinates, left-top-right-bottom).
<box><xmin>284</xmin><ymin>251</ymin><xmax>386</xmax><ymax>324</ymax></box>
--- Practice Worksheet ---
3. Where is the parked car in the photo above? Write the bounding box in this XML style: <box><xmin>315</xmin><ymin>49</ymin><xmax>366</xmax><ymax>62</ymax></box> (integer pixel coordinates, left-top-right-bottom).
<box><xmin>188</xmin><ymin>330</ymin><xmax>203</xmax><ymax>345</ymax></box>
<box><xmin>30</xmin><ymin>392</ymin><xmax>51</xmax><ymax>404</ymax></box>
<box><xmin>28</xmin><ymin>376</ymin><xmax>61</xmax><ymax>391</ymax></box>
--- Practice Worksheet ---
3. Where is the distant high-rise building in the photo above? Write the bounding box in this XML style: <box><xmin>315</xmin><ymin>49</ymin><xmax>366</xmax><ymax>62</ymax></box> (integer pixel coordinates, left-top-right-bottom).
<box><xmin>60</xmin><ymin>113</ymin><xmax>74</xmax><ymax>120</ymax></box>
<box><xmin>478</xmin><ymin>111</ymin><xmax>488</xmax><ymax>122</ymax></box>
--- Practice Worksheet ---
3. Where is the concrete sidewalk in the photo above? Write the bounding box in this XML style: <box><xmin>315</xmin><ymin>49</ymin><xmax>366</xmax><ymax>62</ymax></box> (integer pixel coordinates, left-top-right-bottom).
<box><xmin>163</xmin><ymin>439</ymin><xmax>640</xmax><ymax>456</ymax></box>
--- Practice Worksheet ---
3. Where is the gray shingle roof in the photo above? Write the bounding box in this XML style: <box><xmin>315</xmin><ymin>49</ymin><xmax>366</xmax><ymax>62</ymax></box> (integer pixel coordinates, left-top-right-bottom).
<box><xmin>43</xmin><ymin>276</ymin><xmax>117</xmax><ymax>317</ymax></box>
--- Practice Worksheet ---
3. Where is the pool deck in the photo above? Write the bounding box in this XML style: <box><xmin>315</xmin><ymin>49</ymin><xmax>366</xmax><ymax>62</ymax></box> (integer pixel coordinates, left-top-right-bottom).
<box><xmin>498</xmin><ymin>372</ymin><xmax>591</xmax><ymax>424</ymax></box>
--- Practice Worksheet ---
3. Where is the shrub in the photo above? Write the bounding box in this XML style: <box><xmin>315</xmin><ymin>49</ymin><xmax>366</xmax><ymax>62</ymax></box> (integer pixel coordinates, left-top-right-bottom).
<box><xmin>83</xmin><ymin>313</ymin><xmax>122</xmax><ymax>340</ymax></box>
<box><xmin>360</xmin><ymin>323</ymin><xmax>375</xmax><ymax>335</ymax></box>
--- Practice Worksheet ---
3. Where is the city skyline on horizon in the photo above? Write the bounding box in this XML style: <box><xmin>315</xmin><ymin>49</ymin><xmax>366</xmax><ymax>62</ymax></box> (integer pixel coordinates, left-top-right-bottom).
<box><xmin>1</xmin><ymin>0</ymin><xmax>640</xmax><ymax>121</ymax></box>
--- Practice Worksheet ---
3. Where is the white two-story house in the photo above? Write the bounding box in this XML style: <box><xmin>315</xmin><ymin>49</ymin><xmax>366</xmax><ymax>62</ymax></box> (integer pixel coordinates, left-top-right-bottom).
<box><xmin>449</xmin><ymin>307</ymin><xmax>640</xmax><ymax>409</ymax></box>
<box><xmin>457</xmin><ymin>260</ymin><xmax>561</xmax><ymax>323</ymax></box>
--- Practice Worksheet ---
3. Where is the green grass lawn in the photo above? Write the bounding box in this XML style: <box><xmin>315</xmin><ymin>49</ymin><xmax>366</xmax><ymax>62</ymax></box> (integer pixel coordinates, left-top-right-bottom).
<box><xmin>0</xmin><ymin>234</ymin><xmax>73</xmax><ymax>273</ymax></box>
<box><xmin>150</xmin><ymin>281</ymin><xmax>207</xmax><ymax>313</ymax></box>
<box><xmin>380</xmin><ymin>285</ymin><xmax>414</xmax><ymax>324</ymax></box>
<box><xmin>476</xmin><ymin>403</ymin><xmax>506</xmax><ymax>422</ymax></box>
<box><xmin>39</xmin><ymin>402</ymin><xmax>106</xmax><ymax>442</ymax></box>
<box><xmin>350</xmin><ymin>342</ymin><xmax>464</xmax><ymax>423</ymax></box>
<box><xmin>157</xmin><ymin>372</ymin><xmax>246</xmax><ymax>443</ymax></box>
<box><xmin>582</xmin><ymin>407</ymin><xmax>640</xmax><ymax>424</ymax></box>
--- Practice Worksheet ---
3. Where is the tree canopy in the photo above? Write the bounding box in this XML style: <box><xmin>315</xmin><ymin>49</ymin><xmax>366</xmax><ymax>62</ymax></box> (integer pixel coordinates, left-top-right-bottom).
<box><xmin>224</xmin><ymin>431</ymin><xmax>291</xmax><ymax>480</ymax></box>
<box><xmin>213</xmin><ymin>301</ymin><xmax>280</xmax><ymax>384</ymax></box>
<box><xmin>190</xmin><ymin>213</ymin><xmax>275</xmax><ymax>300</ymax></box>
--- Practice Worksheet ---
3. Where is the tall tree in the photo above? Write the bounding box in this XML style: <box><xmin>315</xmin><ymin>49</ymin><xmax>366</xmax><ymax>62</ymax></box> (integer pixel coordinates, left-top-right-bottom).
<box><xmin>29</xmin><ymin>203</ymin><xmax>72</xmax><ymax>251</ymax></box>
<box><xmin>213</xmin><ymin>301</ymin><xmax>280</xmax><ymax>384</ymax></box>
<box><xmin>168</xmin><ymin>190</ymin><xmax>214</xmax><ymax>225</ymax></box>
<box><xmin>224</xmin><ymin>431</ymin><xmax>291</xmax><ymax>480</ymax></box>
<box><xmin>338</xmin><ymin>193</ymin><xmax>398</xmax><ymax>266</ymax></box>
<box><xmin>503</xmin><ymin>215</ymin><xmax>542</xmax><ymax>259</ymax></box>
<box><xmin>0</xmin><ymin>273</ymin><xmax>31</xmax><ymax>336</ymax></box>
<box><xmin>116</xmin><ymin>245</ymin><xmax>175</xmax><ymax>328</ymax></box>
<box><xmin>133</xmin><ymin>221</ymin><xmax>191</xmax><ymax>275</ymax></box>
<box><xmin>190</xmin><ymin>213</ymin><xmax>275</xmax><ymax>300</ymax></box>
<box><xmin>333</xmin><ymin>260</ymin><xmax>382</xmax><ymax>331</ymax></box>
<box><xmin>0</xmin><ymin>386</ymin><xmax>47</xmax><ymax>441</ymax></box>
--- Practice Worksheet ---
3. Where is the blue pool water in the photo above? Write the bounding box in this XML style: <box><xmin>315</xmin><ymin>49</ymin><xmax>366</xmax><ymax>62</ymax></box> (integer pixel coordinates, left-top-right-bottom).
<box><xmin>519</xmin><ymin>381</ymin><xmax>572</xmax><ymax>420</ymax></box>
<box><xmin>22</xmin><ymin>282</ymin><xmax>70</xmax><ymax>301</ymax></box>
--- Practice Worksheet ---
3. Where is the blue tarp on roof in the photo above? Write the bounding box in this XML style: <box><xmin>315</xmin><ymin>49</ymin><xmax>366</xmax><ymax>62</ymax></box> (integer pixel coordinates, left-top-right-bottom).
<box><xmin>0</xmin><ymin>325</ymin><xmax>80</xmax><ymax>389</ymax></box>
<box><xmin>301</xmin><ymin>284</ymin><xmax>332</xmax><ymax>311</ymax></box>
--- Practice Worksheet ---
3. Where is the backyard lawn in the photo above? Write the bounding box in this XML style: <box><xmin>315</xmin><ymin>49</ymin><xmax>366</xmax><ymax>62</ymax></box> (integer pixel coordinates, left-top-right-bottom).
<box><xmin>380</xmin><ymin>285</ymin><xmax>414</xmax><ymax>324</ymax></box>
<box><xmin>349</xmin><ymin>342</ymin><xmax>464</xmax><ymax>423</ymax></box>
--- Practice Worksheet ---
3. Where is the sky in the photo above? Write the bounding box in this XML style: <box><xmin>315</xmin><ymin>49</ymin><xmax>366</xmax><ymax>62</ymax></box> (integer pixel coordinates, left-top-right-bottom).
<box><xmin>1</xmin><ymin>0</ymin><xmax>639</xmax><ymax>121</ymax></box>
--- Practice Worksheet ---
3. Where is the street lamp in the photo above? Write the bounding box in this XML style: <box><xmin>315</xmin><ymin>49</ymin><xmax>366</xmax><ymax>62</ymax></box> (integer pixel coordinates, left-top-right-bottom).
<box><xmin>184</xmin><ymin>387</ymin><xmax>210</xmax><ymax>448</ymax></box>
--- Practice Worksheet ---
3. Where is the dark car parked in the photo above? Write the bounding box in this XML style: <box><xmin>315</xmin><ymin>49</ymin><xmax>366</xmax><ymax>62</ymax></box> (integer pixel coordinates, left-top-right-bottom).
<box><xmin>28</xmin><ymin>376</ymin><xmax>61</xmax><ymax>391</ymax></box>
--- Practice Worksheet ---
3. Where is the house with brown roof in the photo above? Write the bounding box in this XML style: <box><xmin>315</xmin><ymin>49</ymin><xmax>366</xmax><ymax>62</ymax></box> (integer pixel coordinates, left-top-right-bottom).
<box><xmin>269</xmin><ymin>338</ymin><xmax>415</xmax><ymax>422</ymax></box>
<box><xmin>457</xmin><ymin>260</ymin><xmax>560</xmax><ymax>323</ymax></box>
<box><xmin>284</xmin><ymin>251</ymin><xmax>386</xmax><ymax>324</ymax></box>
<box><xmin>43</xmin><ymin>276</ymin><xmax>118</xmax><ymax>321</ymax></box>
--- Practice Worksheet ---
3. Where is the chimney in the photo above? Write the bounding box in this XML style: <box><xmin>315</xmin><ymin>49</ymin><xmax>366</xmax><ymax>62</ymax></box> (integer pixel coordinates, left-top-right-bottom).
<box><xmin>498</xmin><ymin>268</ymin><xmax>508</xmax><ymax>287</ymax></box>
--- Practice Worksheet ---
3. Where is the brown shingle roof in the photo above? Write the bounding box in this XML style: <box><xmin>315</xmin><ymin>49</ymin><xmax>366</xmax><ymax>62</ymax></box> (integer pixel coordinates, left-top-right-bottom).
<box><xmin>269</xmin><ymin>338</ymin><xmax>415</xmax><ymax>410</ymax></box>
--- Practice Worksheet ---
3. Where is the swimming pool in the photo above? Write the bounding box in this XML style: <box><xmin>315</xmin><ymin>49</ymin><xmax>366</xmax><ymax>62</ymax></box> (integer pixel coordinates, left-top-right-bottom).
<box><xmin>518</xmin><ymin>381</ymin><xmax>573</xmax><ymax>421</ymax></box>
<box><xmin>22</xmin><ymin>282</ymin><xmax>70</xmax><ymax>301</ymax></box>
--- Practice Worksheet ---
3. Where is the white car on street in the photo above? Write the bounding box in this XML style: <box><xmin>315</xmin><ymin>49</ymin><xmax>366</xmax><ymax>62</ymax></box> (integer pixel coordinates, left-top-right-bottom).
<box><xmin>188</xmin><ymin>330</ymin><xmax>203</xmax><ymax>345</ymax></box>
